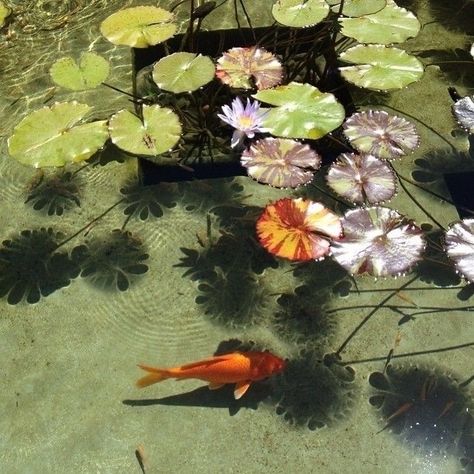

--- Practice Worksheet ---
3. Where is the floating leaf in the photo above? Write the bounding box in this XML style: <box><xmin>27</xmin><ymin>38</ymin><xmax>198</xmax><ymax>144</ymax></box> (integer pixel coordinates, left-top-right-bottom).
<box><xmin>452</xmin><ymin>96</ymin><xmax>474</xmax><ymax>134</ymax></box>
<box><xmin>241</xmin><ymin>138</ymin><xmax>321</xmax><ymax>188</ymax></box>
<box><xmin>326</xmin><ymin>153</ymin><xmax>396</xmax><ymax>204</ymax></box>
<box><xmin>108</xmin><ymin>104</ymin><xmax>181</xmax><ymax>156</ymax></box>
<box><xmin>215</xmin><ymin>47</ymin><xmax>283</xmax><ymax>90</ymax></box>
<box><xmin>100</xmin><ymin>6</ymin><xmax>176</xmax><ymax>48</ymax></box>
<box><xmin>49</xmin><ymin>52</ymin><xmax>110</xmax><ymax>91</ymax></box>
<box><xmin>343</xmin><ymin>110</ymin><xmax>419</xmax><ymax>159</ymax></box>
<box><xmin>445</xmin><ymin>219</ymin><xmax>474</xmax><ymax>282</ymax></box>
<box><xmin>253</xmin><ymin>82</ymin><xmax>345</xmax><ymax>139</ymax></box>
<box><xmin>256</xmin><ymin>198</ymin><xmax>342</xmax><ymax>261</ymax></box>
<box><xmin>8</xmin><ymin>102</ymin><xmax>108</xmax><ymax>168</ymax></box>
<box><xmin>272</xmin><ymin>0</ymin><xmax>330</xmax><ymax>28</ymax></box>
<box><xmin>339</xmin><ymin>44</ymin><xmax>424</xmax><ymax>91</ymax></box>
<box><xmin>152</xmin><ymin>52</ymin><xmax>215</xmax><ymax>93</ymax></box>
<box><xmin>339</xmin><ymin>5</ymin><xmax>420</xmax><ymax>44</ymax></box>
<box><xmin>326</xmin><ymin>0</ymin><xmax>386</xmax><ymax>17</ymax></box>
<box><xmin>0</xmin><ymin>228</ymin><xmax>79</xmax><ymax>305</ymax></box>
<box><xmin>0</xmin><ymin>1</ymin><xmax>11</xmax><ymax>27</ymax></box>
<box><xmin>331</xmin><ymin>207</ymin><xmax>425</xmax><ymax>277</ymax></box>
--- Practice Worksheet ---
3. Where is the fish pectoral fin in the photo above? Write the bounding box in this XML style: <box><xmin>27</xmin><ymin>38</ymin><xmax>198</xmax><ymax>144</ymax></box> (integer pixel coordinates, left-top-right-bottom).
<box><xmin>208</xmin><ymin>382</ymin><xmax>225</xmax><ymax>390</ymax></box>
<box><xmin>234</xmin><ymin>381</ymin><xmax>251</xmax><ymax>400</ymax></box>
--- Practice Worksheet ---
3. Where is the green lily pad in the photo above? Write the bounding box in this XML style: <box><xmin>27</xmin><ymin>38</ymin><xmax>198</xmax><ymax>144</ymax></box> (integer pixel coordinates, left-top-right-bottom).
<box><xmin>152</xmin><ymin>52</ymin><xmax>215</xmax><ymax>94</ymax></box>
<box><xmin>0</xmin><ymin>1</ymin><xmax>11</xmax><ymax>27</ymax></box>
<box><xmin>49</xmin><ymin>52</ymin><xmax>110</xmax><ymax>91</ymax></box>
<box><xmin>253</xmin><ymin>82</ymin><xmax>345</xmax><ymax>139</ymax></box>
<box><xmin>326</xmin><ymin>0</ymin><xmax>386</xmax><ymax>17</ymax></box>
<box><xmin>108</xmin><ymin>105</ymin><xmax>182</xmax><ymax>156</ymax></box>
<box><xmin>100</xmin><ymin>6</ymin><xmax>177</xmax><ymax>48</ymax></box>
<box><xmin>339</xmin><ymin>5</ymin><xmax>420</xmax><ymax>44</ymax></box>
<box><xmin>8</xmin><ymin>102</ymin><xmax>108</xmax><ymax>168</ymax></box>
<box><xmin>271</xmin><ymin>0</ymin><xmax>329</xmax><ymax>28</ymax></box>
<box><xmin>339</xmin><ymin>44</ymin><xmax>424</xmax><ymax>90</ymax></box>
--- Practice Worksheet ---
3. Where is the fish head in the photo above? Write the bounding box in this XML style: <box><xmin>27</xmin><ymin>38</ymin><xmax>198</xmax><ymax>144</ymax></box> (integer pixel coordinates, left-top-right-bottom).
<box><xmin>261</xmin><ymin>352</ymin><xmax>287</xmax><ymax>376</ymax></box>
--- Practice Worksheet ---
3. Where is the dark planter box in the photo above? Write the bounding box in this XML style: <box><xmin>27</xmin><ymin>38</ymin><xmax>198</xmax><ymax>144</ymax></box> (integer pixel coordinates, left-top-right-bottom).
<box><xmin>132</xmin><ymin>25</ymin><xmax>355</xmax><ymax>185</ymax></box>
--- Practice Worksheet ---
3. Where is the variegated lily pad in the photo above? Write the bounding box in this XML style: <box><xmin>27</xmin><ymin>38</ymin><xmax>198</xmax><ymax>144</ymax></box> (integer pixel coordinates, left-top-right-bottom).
<box><xmin>8</xmin><ymin>102</ymin><xmax>108</xmax><ymax>168</ymax></box>
<box><xmin>326</xmin><ymin>153</ymin><xmax>396</xmax><ymax>204</ymax></box>
<box><xmin>339</xmin><ymin>44</ymin><xmax>424</xmax><ymax>91</ymax></box>
<box><xmin>241</xmin><ymin>138</ymin><xmax>321</xmax><ymax>188</ymax></box>
<box><xmin>49</xmin><ymin>52</ymin><xmax>110</xmax><ymax>91</ymax></box>
<box><xmin>343</xmin><ymin>110</ymin><xmax>420</xmax><ymax>159</ymax></box>
<box><xmin>339</xmin><ymin>5</ymin><xmax>420</xmax><ymax>44</ymax></box>
<box><xmin>331</xmin><ymin>207</ymin><xmax>425</xmax><ymax>277</ymax></box>
<box><xmin>326</xmin><ymin>0</ymin><xmax>386</xmax><ymax>17</ymax></box>
<box><xmin>216</xmin><ymin>47</ymin><xmax>283</xmax><ymax>90</ymax></box>
<box><xmin>272</xmin><ymin>0</ymin><xmax>330</xmax><ymax>28</ymax></box>
<box><xmin>108</xmin><ymin>105</ymin><xmax>181</xmax><ymax>156</ymax></box>
<box><xmin>152</xmin><ymin>52</ymin><xmax>215</xmax><ymax>93</ymax></box>
<box><xmin>253</xmin><ymin>82</ymin><xmax>345</xmax><ymax>139</ymax></box>
<box><xmin>445</xmin><ymin>219</ymin><xmax>474</xmax><ymax>282</ymax></box>
<box><xmin>100</xmin><ymin>6</ymin><xmax>177</xmax><ymax>48</ymax></box>
<box><xmin>257</xmin><ymin>198</ymin><xmax>342</xmax><ymax>261</ymax></box>
<box><xmin>452</xmin><ymin>96</ymin><xmax>474</xmax><ymax>134</ymax></box>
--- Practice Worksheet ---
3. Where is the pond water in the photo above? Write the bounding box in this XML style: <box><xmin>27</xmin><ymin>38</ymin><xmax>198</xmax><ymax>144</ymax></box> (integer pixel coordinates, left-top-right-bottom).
<box><xmin>1</xmin><ymin>0</ymin><xmax>473</xmax><ymax>473</ymax></box>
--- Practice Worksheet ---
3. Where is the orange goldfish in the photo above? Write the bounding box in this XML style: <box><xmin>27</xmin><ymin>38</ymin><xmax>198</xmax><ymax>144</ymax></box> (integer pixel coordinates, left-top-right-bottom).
<box><xmin>136</xmin><ymin>351</ymin><xmax>286</xmax><ymax>399</ymax></box>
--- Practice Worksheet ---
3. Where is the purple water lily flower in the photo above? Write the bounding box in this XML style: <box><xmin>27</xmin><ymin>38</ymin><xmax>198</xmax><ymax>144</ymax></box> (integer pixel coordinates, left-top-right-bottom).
<box><xmin>217</xmin><ymin>97</ymin><xmax>268</xmax><ymax>148</ymax></box>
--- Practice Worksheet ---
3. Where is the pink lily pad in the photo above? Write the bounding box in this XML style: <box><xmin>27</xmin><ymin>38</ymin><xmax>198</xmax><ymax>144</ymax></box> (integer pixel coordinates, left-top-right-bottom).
<box><xmin>326</xmin><ymin>153</ymin><xmax>396</xmax><ymax>204</ymax></box>
<box><xmin>331</xmin><ymin>207</ymin><xmax>425</xmax><ymax>277</ymax></box>
<box><xmin>216</xmin><ymin>46</ymin><xmax>284</xmax><ymax>90</ymax></box>
<box><xmin>343</xmin><ymin>110</ymin><xmax>420</xmax><ymax>160</ymax></box>
<box><xmin>241</xmin><ymin>138</ymin><xmax>321</xmax><ymax>188</ymax></box>
<box><xmin>445</xmin><ymin>218</ymin><xmax>474</xmax><ymax>282</ymax></box>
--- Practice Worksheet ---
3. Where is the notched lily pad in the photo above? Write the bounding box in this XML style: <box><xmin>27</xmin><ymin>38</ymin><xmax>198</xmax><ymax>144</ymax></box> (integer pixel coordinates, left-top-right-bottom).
<box><xmin>331</xmin><ymin>207</ymin><xmax>425</xmax><ymax>277</ymax></box>
<box><xmin>8</xmin><ymin>102</ymin><xmax>109</xmax><ymax>168</ymax></box>
<box><xmin>327</xmin><ymin>0</ymin><xmax>386</xmax><ymax>17</ymax></box>
<box><xmin>445</xmin><ymin>219</ymin><xmax>474</xmax><ymax>283</ymax></box>
<box><xmin>452</xmin><ymin>95</ymin><xmax>474</xmax><ymax>134</ymax></box>
<box><xmin>272</xmin><ymin>0</ymin><xmax>330</xmax><ymax>28</ymax></box>
<box><xmin>152</xmin><ymin>52</ymin><xmax>215</xmax><ymax>94</ymax></box>
<box><xmin>339</xmin><ymin>5</ymin><xmax>420</xmax><ymax>44</ymax></box>
<box><xmin>216</xmin><ymin>47</ymin><xmax>283</xmax><ymax>90</ymax></box>
<box><xmin>100</xmin><ymin>6</ymin><xmax>177</xmax><ymax>48</ymax></box>
<box><xmin>253</xmin><ymin>82</ymin><xmax>345</xmax><ymax>139</ymax></box>
<box><xmin>108</xmin><ymin>104</ymin><xmax>181</xmax><ymax>157</ymax></box>
<box><xmin>241</xmin><ymin>137</ymin><xmax>321</xmax><ymax>188</ymax></box>
<box><xmin>339</xmin><ymin>44</ymin><xmax>424</xmax><ymax>91</ymax></box>
<box><xmin>49</xmin><ymin>52</ymin><xmax>110</xmax><ymax>91</ymax></box>
<box><xmin>326</xmin><ymin>153</ymin><xmax>396</xmax><ymax>204</ymax></box>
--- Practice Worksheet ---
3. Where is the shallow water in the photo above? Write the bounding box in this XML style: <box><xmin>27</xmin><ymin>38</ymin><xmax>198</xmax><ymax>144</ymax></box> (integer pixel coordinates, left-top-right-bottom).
<box><xmin>1</xmin><ymin>0</ymin><xmax>474</xmax><ymax>473</ymax></box>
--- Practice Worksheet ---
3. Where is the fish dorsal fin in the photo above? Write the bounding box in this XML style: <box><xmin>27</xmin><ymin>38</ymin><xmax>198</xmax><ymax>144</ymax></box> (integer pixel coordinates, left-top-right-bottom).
<box><xmin>178</xmin><ymin>353</ymin><xmax>235</xmax><ymax>371</ymax></box>
<box><xmin>234</xmin><ymin>381</ymin><xmax>251</xmax><ymax>400</ymax></box>
<box><xmin>208</xmin><ymin>382</ymin><xmax>225</xmax><ymax>390</ymax></box>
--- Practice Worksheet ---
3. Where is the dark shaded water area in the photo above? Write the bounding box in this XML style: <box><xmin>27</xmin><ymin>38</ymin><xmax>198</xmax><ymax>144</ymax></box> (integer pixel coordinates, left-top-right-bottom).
<box><xmin>0</xmin><ymin>1</ymin><xmax>473</xmax><ymax>472</ymax></box>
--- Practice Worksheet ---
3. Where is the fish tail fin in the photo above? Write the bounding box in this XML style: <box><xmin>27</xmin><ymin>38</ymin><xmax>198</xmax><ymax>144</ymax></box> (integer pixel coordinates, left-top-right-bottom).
<box><xmin>136</xmin><ymin>364</ymin><xmax>171</xmax><ymax>388</ymax></box>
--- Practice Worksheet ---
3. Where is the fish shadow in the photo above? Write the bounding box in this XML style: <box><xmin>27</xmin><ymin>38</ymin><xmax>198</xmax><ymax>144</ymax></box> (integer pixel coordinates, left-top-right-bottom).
<box><xmin>123</xmin><ymin>382</ymin><xmax>272</xmax><ymax>416</ymax></box>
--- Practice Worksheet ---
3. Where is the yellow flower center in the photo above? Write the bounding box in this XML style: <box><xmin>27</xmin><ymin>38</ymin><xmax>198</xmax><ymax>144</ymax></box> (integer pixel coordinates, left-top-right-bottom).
<box><xmin>238</xmin><ymin>115</ymin><xmax>254</xmax><ymax>129</ymax></box>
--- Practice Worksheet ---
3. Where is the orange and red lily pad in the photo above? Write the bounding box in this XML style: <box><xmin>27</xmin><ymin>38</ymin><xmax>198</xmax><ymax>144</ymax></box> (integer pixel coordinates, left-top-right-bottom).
<box><xmin>256</xmin><ymin>198</ymin><xmax>342</xmax><ymax>261</ymax></box>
